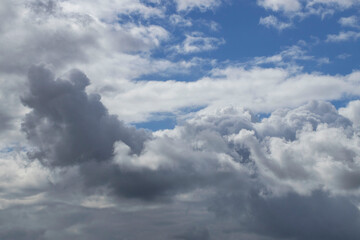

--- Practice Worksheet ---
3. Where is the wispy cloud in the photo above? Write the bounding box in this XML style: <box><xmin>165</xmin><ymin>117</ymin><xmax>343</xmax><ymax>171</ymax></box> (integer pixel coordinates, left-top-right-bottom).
<box><xmin>173</xmin><ymin>32</ymin><xmax>225</xmax><ymax>54</ymax></box>
<box><xmin>339</xmin><ymin>15</ymin><xmax>360</xmax><ymax>28</ymax></box>
<box><xmin>259</xmin><ymin>15</ymin><xmax>293</xmax><ymax>30</ymax></box>
<box><xmin>326</xmin><ymin>31</ymin><xmax>360</xmax><ymax>42</ymax></box>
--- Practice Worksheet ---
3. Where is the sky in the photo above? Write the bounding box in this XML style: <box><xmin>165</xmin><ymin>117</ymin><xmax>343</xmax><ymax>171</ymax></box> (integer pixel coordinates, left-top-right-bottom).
<box><xmin>1</xmin><ymin>0</ymin><xmax>360</xmax><ymax>239</ymax></box>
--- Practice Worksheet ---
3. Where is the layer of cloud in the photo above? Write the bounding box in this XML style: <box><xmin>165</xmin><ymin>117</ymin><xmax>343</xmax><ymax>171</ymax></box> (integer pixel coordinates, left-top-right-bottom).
<box><xmin>105</xmin><ymin>65</ymin><xmax>360</xmax><ymax>122</ymax></box>
<box><xmin>10</xmin><ymin>72</ymin><xmax>360</xmax><ymax>238</ymax></box>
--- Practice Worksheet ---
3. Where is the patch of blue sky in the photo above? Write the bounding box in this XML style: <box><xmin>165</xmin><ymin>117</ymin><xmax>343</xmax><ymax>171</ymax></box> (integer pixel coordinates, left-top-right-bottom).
<box><xmin>134</xmin><ymin>59</ymin><xmax>215</xmax><ymax>82</ymax></box>
<box><xmin>134</xmin><ymin>117</ymin><xmax>177</xmax><ymax>131</ymax></box>
<box><xmin>140</xmin><ymin>1</ymin><xmax>359</xmax><ymax>83</ymax></box>
<box><xmin>120</xmin><ymin>0</ymin><xmax>359</xmax><ymax>131</ymax></box>
<box><xmin>0</xmin><ymin>145</ymin><xmax>26</xmax><ymax>153</ymax></box>
<box><xmin>133</xmin><ymin>105</ymin><xmax>207</xmax><ymax>131</ymax></box>
<box><xmin>256</xmin><ymin>112</ymin><xmax>272</xmax><ymax>121</ymax></box>
<box><xmin>331</xmin><ymin>96</ymin><xmax>360</xmax><ymax>109</ymax></box>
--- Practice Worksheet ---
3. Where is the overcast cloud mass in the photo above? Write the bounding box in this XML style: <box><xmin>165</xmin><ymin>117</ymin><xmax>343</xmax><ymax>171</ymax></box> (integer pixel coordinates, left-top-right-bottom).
<box><xmin>1</xmin><ymin>0</ymin><xmax>360</xmax><ymax>239</ymax></box>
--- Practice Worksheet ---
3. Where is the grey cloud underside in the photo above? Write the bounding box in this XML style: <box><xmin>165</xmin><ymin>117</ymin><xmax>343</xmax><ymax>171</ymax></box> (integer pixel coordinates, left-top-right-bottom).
<box><xmin>22</xmin><ymin>65</ymin><xmax>149</xmax><ymax>166</ymax></box>
<box><xmin>210</xmin><ymin>190</ymin><xmax>360</xmax><ymax>240</ymax></box>
<box><xmin>20</xmin><ymin>66</ymin><xmax>360</xmax><ymax>239</ymax></box>
<box><xmin>173</xmin><ymin>226</ymin><xmax>210</xmax><ymax>240</ymax></box>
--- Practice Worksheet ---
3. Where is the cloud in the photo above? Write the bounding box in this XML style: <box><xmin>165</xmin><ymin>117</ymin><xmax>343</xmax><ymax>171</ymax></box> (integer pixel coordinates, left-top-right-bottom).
<box><xmin>109</xmin><ymin>99</ymin><xmax>360</xmax><ymax>238</ymax></box>
<box><xmin>105</xmin><ymin>65</ymin><xmax>360</xmax><ymax>122</ymax></box>
<box><xmin>170</xmin><ymin>14</ymin><xmax>193</xmax><ymax>27</ymax></box>
<box><xmin>21</xmin><ymin>65</ymin><xmax>149</xmax><ymax>167</ymax></box>
<box><xmin>339</xmin><ymin>15</ymin><xmax>360</xmax><ymax>28</ymax></box>
<box><xmin>2</xmin><ymin>0</ymin><xmax>360</xmax><ymax>239</ymax></box>
<box><xmin>210</xmin><ymin>191</ymin><xmax>360</xmax><ymax>240</ymax></box>
<box><xmin>257</xmin><ymin>0</ymin><xmax>302</xmax><ymax>13</ymax></box>
<box><xmin>175</xmin><ymin>0</ymin><xmax>222</xmax><ymax>12</ymax></box>
<box><xmin>326</xmin><ymin>31</ymin><xmax>360</xmax><ymax>42</ymax></box>
<box><xmin>339</xmin><ymin>100</ymin><xmax>360</xmax><ymax>128</ymax></box>
<box><xmin>259</xmin><ymin>15</ymin><xmax>293</xmax><ymax>30</ymax></box>
<box><xmin>6</xmin><ymin>67</ymin><xmax>360</xmax><ymax>238</ymax></box>
<box><xmin>60</xmin><ymin>0</ymin><xmax>165</xmax><ymax>21</ymax></box>
<box><xmin>173</xmin><ymin>226</ymin><xmax>210</xmax><ymax>240</ymax></box>
<box><xmin>257</xmin><ymin>0</ymin><xmax>360</xmax><ymax>22</ymax></box>
<box><xmin>0</xmin><ymin>228</ymin><xmax>46</xmax><ymax>240</ymax></box>
<box><xmin>174</xmin><ymin>32</ymin><xmax>225</xmax><ymax>54</ymax></box>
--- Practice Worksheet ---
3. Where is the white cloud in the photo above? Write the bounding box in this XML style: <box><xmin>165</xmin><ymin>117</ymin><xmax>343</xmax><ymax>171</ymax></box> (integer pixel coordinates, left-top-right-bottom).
<box><xmin>339</xmin><ymin>15</ymin><xmax>360</xmax><ymax>28</ymax></box>
<box><xmin>337</xmin><ymin>53</ymin><xmax>351</xmax><ymax>59</ymax></box>
<box><xmin>326</xmin><ymin>31</ymin><xmax>360</xmax><ymax>42</ymax></box>
<box><xmin>306</xmin><ymin>0</ymin><xmax>360</xmax><ymax>9</ymax></box>
<box><xmin>339</xmin><ymin>100</ymin><xmax>360</xmax><ymax>128</ymax></box>
<box><xmin>169</xmin><ymin>14</ymin><xmax>193</xmax><ymax>27</ymax></box>
<box><xmin>60</xmin><ymin>0</ymin><xmax>165</xmax><ymax>21</ymax></box>
<box><xmin>174</xmin><ymin>32</ymin><xmax>225</xmax><ymax>54</ymax></box>
<box><xmin>103</xmin><ymin>66</ymin><xmax>360</xmax><ymax>122</ymax></box>
<box><xmin>259</xmin><ymin>15</ymin><xmax>293</xmax><ymax>30</ymax></box>
<box><xmin>257</xmin><ymin>0</ymin><xmax>302</xmax><ymax>12</ymax></box>
<box><xmin>175</xmin><ymin>0</ymin><xmax>222</xmax><ymax>12</ymax></box>
<box><xmin>258</xmin><ymin>0</ymin><xmax>360</xmax><ymax>20</ymax></box>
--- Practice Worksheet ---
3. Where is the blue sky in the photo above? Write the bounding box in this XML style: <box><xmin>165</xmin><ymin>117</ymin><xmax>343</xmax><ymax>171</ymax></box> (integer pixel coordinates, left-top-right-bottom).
<box><xmin>126</xmin><ymin>0</ymin><xmax>360</xmax><ymax>130</ymax></box>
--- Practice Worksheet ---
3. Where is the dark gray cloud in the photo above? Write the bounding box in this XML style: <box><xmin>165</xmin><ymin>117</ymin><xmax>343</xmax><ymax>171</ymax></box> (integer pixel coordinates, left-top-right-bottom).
<box><xmin>21</xmin><ymin>65</ymin><xmax>149</xmax><ymax>167</ymax></box>
<box><xmin>79</xmin><ymin>160</ymin><xmax>233</xmax><ymax>200</ymax></box>
<box><xmin>28</xmin><ymin>0</ymin><xmax>58</xmax><ymax>16</ymax></box>
<box><xmin>173</xmin><ymin>226</ymin><xmax>210</xmax><ymax>240</ymax></box>
<box><xmin>210</xmin><ymin>190</ymin><xmax>360</xmax><ymax>240</ymax></box>
<box><xmin>0</xmin><ymin>228</ymin><xmax>45</xmax><ymax>240</ymax></box>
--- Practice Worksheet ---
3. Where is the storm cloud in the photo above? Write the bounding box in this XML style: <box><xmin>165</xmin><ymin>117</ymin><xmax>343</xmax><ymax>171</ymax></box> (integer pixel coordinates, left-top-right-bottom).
<box><xmin>21</xmin><ymin>65</ymin><xmax>149</xmax><ymax>167</ymax></box>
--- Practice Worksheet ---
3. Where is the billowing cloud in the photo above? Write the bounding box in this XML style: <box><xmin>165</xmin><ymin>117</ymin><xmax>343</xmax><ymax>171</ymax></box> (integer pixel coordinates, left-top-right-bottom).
<box><xmin>3</xmin><ymin>65</ymin><xmax>360</xmax><ymax>238</ymax></box>
<box><xmin>21</xmin><ymin>65</ymin><xmax>149</xmax><ymax>167</ymax></box>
